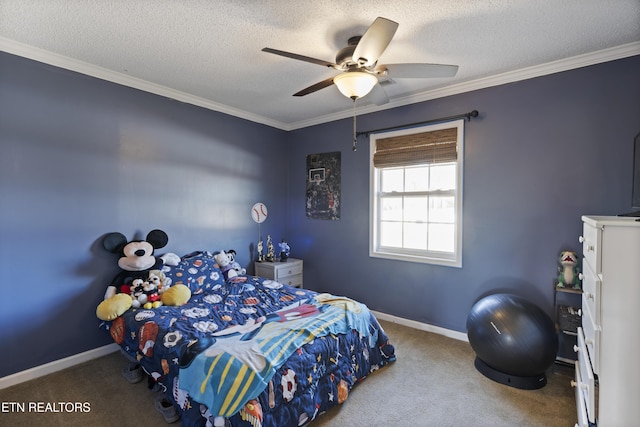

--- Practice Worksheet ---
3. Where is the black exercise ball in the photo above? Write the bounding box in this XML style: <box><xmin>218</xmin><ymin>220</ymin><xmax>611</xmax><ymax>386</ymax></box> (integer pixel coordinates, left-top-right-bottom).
<box><xmin>466</xmin><ymin>293</ymin><xmax>558</xmax><ymax>389</ymax></box>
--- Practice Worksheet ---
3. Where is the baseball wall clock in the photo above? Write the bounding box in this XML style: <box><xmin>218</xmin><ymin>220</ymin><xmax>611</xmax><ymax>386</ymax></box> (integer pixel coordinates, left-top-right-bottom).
<box><xmin>251</xmin><ymin>202</ymin><xmax>268</xmax><ymax>223</ymax></box>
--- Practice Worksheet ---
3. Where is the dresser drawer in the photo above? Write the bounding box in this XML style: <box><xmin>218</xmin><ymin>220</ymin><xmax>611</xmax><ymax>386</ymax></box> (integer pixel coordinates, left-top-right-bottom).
<box><xmin>580</xmin><ymin>261</ymin><xmax>601</xmax><ymax>325</ymax></box>
<box><xmin>576</xmin><ymin>328</ymin><xmax>597</xmax><ymax>423</ymax></box>
<box><xmin>574</xmin><ymin>362</ymin><xmax>590</xmax><ymax>427</ymax></box>
<box><xmin>580</xmin><ymin>222</ymin><xmax>602</xmax><ymax>274</ymax></box>
<box><xmin>581</xmin><ymin>305</ymin><xmax>600</xmax><ymax>374</ymax></box>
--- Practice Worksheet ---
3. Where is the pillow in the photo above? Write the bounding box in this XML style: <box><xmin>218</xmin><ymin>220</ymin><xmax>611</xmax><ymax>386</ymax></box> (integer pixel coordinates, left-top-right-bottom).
<box><xmin>162</xmin><ymin>251</ymin><xmax>226</xmax><ymax>293</ymax></box>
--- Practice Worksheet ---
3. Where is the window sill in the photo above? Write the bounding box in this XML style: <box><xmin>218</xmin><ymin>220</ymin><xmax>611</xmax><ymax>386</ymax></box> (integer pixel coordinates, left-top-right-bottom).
<box><xmin>369</xmin><ymin>249</ymin><xmax>461</xmax><ymax>268</ymax></box>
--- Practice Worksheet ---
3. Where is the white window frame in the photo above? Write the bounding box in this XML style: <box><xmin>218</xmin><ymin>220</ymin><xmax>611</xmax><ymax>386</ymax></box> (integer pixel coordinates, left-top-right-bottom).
<box><xmin>369</xmin><ymin>119</ymin><xmax>464</xmax><ymax>267</ymax></box>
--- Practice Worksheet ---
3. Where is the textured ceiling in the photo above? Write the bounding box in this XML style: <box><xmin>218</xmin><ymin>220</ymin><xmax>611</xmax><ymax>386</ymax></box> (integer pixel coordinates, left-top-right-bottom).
<box><xmin>1</xmin><ymin>1</ymin><xmax>639</xmax><ymax>130</ymax></box>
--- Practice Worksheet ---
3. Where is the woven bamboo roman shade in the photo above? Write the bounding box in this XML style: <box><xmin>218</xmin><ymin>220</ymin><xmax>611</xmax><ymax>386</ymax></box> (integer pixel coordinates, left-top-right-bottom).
<box><xmin>373</xmin><ymin>127</ymin><xmax>458</xmax><ymax>168</ymax></box>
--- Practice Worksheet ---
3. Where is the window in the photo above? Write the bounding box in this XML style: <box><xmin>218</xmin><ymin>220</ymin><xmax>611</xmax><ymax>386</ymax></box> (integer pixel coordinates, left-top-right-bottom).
<box><xmin>369</xmin><ymin>120</ymin><xmax>464</xmax><ymax>267</ymax></box>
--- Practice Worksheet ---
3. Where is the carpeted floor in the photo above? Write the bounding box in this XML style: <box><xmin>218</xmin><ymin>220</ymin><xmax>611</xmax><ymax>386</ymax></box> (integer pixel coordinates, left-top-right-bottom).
<box><xmin>0</xmin><ymin>320</ymin><xmax>576</xmax><ymax>426</ymax></box>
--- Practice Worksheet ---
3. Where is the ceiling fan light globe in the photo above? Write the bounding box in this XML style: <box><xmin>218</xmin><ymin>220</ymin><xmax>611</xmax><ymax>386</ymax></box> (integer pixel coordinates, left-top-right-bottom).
<box><xmin>334</xmin><ymin>71</ymin><xmax>377</xmax><ymax>100</ymax></box>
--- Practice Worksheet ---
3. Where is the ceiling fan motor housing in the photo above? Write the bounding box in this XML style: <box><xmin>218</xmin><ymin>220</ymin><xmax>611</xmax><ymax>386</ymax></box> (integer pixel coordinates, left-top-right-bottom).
<box><xmin>336</xmin><ymin>36</ymin><xmax>362</xmax><ymax>67</ymax></box>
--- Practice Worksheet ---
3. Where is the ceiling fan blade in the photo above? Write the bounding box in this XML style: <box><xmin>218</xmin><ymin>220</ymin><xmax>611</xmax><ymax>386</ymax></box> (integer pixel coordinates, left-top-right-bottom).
<box><xmin>262</xmin><ymin>47</ymin><xmax>338</xmax><ymax>68</ymax></box>
<box><xmin>352</xmin><ymin>17</ymin><xmax>399</xmax><ymax>67</ymax></box>
<box><xmin>379</xmin><ymin>63</ymin><xmax>459</xmax><ymax>78</ymax></box>
<box><xmin>367</xmin><ymin>83</ymin><xmax>389</xmax><ymax>106</ymax></box>
<box><xmin>293</xmin><ymin>76</ymin><xmax>336</xmax><ymax>97</ymax></box>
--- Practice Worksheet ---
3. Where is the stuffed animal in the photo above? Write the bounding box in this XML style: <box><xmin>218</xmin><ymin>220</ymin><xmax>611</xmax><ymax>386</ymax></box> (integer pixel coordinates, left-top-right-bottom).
<box><xmin>148</xmin><ymin>269</ymin><xmax>170</xmax><ymax>294</ymax></box>
<box><xmin>128</xmin><ymin>269</ymin><xmax>172</xmax><ymax>309</ymax></box>
<box><xmin>96</xmin><ymin>229</ymin><xmax>183</xmax><ymax>321</ymax></box>
<box><xmin>103</xmin><ymin>229</ymin><xmax>169</xmax><ymax>298</ymax></box>
<box><xmin>557</xmin><ymin>250</ymin><xmax>580</xmax><ymax>289</ymax></box>
<box><xmin>226</xmin><ymin>249</ymin><xmax>246</xmax><ymax>275</ymax></box>
<box><xmin>129</xmin><ymin>278</ymin><xmax>148</xmax><ymax>309</ymax></box>
<box><xmin>214</xmin><ymin>250</ymin><xmax>238</xmax><ymax>280</ymax></box>
<box><xmin>141</xmin><ymin>276</ymin><xmax>162</xmax><ymax>309</ymax></box>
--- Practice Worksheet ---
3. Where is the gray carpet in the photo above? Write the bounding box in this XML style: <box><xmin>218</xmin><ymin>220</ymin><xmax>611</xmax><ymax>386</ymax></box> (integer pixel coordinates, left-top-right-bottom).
<box><xmin>0</xmin><ymin>320</ymin><xmax>576</xmax><ymax>426</ymax></box>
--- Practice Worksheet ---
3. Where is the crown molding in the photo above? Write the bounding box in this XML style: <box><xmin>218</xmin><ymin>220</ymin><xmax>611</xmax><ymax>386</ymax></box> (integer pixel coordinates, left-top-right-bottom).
<box><xmin>289</xmin><ymin>41</ymin><xmax>640</xmax><ymax>130</ymax></box>
<box><xmin>0</xmin><ymin>37</ymin><xmax>290</xmax><ymax>130</ymax></box>
<box><xmin>2</xmin><ymin>37</ymin><xmax>638</xmax><ymax>131</ymax></box>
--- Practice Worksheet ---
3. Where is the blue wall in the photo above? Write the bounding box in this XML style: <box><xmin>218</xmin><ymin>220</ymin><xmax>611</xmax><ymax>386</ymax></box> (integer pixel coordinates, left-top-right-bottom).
<box><xmin>1</xmin><ymin>51</ymin><xmax>638</xmax><ymax>378</ymax></box>
<box><xmin>0</xmin><ymin>52</ymin><xmax>289</xmax><ymax>377</ymax></box>
<box><xmin>286</xmin><ymin>55</ymin><xmax>640</xmax><ymax>332</ymax></box>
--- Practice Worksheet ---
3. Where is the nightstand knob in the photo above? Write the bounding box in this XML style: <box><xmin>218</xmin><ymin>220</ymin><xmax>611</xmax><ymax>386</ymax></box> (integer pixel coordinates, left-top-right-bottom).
<box><xmin>573</xmin><ymin>345</ymin><xmax>579</xmax><ymax>353</ymax></box>
<box><xmin>579</xmin><ymin>236</ymin><xmax>585</xmax><ymax>243</ymax></box>
<box><xmin>578</xmin><ymin>272</ymin><xmax>585</xmax><ymax>281</ymax></box>
<box><xmin>571</xmin><ymin>380</ymin><xmax>578</xmax><ymax>388</ymax></box>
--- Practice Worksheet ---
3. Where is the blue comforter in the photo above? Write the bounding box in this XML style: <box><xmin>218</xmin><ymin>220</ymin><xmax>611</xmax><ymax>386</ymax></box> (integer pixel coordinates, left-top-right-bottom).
<box><xmin>103</xmin><ymin>251</ymin><xmax>395</xmax><ymax>427</ymax></box>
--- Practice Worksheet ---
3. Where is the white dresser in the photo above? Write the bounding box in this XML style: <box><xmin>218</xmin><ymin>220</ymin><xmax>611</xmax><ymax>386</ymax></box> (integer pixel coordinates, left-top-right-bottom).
<box><xmin>254</xmin><ymin>258</ymin><xmax>303</xmax><ymax>288</ymax></box>
<box><xmin>573</xmin><ymin>216</ymin><xmax>640</xmax><ymax>426</ymax></box>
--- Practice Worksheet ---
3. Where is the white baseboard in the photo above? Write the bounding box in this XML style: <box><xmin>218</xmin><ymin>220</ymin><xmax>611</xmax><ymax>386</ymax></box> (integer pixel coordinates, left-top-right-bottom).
<box><xmin>0</xmin><ymin>343</ymin><xmax>120</xmax><ymax>390</ymax></box>
<box><xmin>1</xmin><ymin>313</ymin><xmax>465</xmax><ymax>390</ymax></box>
<box><xmin>371</xmin><ymin>310</ymin><xmax>469</xmax><ymax>342</ymax></box>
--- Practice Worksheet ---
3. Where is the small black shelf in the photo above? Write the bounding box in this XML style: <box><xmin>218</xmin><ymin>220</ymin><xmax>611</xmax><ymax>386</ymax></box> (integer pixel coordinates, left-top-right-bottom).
<box><xmin>554</xmin><ymin>282</ymin><xmax>582</xmax><ymax>363</ymax></box>
<box><xmin>558</xmin><ymin>305</ymin><xmax>581</xmax><ymax>335</ymax></box>
<box><xmin>555</xmin><ymin>285</ymin><xmax>582</xmax><ymax>294</ymax></box>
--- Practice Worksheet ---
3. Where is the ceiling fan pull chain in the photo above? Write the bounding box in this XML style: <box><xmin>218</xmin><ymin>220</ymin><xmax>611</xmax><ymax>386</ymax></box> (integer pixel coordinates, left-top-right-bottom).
<box><xmin>352</xmin><ymin>99</ymin><xmax>358</xmax><ymax>151</ymax></box>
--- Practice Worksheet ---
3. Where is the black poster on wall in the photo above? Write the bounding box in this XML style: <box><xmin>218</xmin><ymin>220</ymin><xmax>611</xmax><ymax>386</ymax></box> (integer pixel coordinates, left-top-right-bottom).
<box><xmin>306</xmin><ymin>151</ymin><xmax>341</xmax><ymax>220</ymax></box>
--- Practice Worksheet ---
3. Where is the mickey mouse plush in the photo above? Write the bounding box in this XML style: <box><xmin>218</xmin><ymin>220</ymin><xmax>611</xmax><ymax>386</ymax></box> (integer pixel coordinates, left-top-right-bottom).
<box><xmin>103</xmin><ymin>229</ymin><xmax>168</xmax><ymax>298</ymax></box>
<box><xmin>96</xmin><ymin>229</ymin><xmax>190</xmax><ymax>321</ymax></box>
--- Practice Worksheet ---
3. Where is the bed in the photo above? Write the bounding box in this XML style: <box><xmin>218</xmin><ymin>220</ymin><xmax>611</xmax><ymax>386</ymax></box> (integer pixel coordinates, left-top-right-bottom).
<box><xmin>101</xmin><ymin>251</ymin><xmax>395</xmax><ymax>426</ymax></box>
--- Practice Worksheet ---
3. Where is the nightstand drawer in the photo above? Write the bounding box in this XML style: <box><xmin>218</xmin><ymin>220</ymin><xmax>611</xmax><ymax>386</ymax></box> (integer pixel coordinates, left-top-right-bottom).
<box><xmin>255</xmin><ymin>258</ymin><xmax>304</xmax><ymax>289</ymax></box>
<box><xmin>280</xmin><ymin>273</ymin><xmax>303</xmax><ymax>288</ymax></box>
<box><xmin>275</xmin><ymin>263</ymin><xmax>303</xmax><ymax>279</ymax></box>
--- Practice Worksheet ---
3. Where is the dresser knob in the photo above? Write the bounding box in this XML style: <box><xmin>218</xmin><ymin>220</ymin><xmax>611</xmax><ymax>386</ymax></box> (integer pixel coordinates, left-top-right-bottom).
<box><xmin>573</xmin><ymin>345</ymin><xmax>579</xmax><ymax>353</ymax></box>
<box><xmin>571</xmin><ymin>380</ymin><xmax>577</xmax><ymax>388</ymax></box>
<box><xmin>579</xmin><ymin>236</ymin><xmax>585</xmax><ymax>243</ymax></box>
<box><xmin>578</xmin><ymin>272</ymin><xmax>585</xmax><ymax>281</ymax></box>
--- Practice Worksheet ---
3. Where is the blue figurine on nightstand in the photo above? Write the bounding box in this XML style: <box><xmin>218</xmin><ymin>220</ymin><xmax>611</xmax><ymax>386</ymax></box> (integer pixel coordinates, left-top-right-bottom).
<box><xmin>279</xmin><ymin>239</ymin><xmax>290</xmax><ymax>262</ymax></box>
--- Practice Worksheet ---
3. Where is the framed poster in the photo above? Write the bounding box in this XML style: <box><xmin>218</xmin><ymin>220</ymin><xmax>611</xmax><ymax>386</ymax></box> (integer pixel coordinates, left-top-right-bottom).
<box><xmin>306</xmin><ymin>151</ymin><xmax>341</xmax><ymax>220</ymax></box>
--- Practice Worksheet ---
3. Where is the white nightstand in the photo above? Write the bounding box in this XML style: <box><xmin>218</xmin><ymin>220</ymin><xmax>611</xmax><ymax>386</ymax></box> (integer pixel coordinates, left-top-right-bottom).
<box><xmin>254</xmin><ymin>258</ymin><xmax>303</xmax><ymax>288</ymax></box>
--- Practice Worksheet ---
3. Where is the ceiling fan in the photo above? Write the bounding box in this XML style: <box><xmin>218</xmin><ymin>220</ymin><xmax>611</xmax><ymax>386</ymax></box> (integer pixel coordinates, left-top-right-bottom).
<box><xmin>262</xmin><ymin>17</ymin><xmax>459</xmax><ymax>105</ymax></box>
